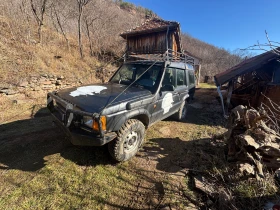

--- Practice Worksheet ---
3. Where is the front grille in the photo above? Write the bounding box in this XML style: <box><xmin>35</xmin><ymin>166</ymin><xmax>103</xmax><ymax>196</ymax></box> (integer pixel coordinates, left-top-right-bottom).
<box><xmin>56</xmin><ymin>102</ymin><xmax>66</xmax><ymax>114</ymax></box>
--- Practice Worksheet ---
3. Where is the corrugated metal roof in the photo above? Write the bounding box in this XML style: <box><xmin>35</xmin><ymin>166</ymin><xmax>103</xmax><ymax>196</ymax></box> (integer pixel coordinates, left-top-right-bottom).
<box><xmin>214</xmin><ymin>48</ymin><xmax>280</xmax><ymax>86</ymax></box>
<box><xmin>120</xmin><ymin>18</ymin><xmax>179</xmax><ymax>38</ymax></box>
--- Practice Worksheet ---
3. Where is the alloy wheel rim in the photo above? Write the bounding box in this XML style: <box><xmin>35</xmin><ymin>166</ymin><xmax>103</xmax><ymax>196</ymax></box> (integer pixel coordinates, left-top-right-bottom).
<box><xmin>124</xmin><ymin>131</ymin><xmax>138</xmax><ymax>152</ymax></box>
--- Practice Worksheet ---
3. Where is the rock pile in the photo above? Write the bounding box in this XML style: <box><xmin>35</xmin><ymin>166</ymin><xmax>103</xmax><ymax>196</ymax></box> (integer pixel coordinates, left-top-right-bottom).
<box><xmin>0</xmin><ymin>82</ymin><xmax>17</xmax><ymax>95</ymax></box>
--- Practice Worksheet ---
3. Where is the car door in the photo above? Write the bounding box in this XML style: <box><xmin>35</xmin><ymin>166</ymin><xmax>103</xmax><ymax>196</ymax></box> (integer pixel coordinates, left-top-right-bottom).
<box><xmin>175</xmin><ymin>68</ymin><xmax>189</xmax><ymax>103</ymax></box>
<box><xmin>150</xmin><ymin>67</ymin><xmax>180</xmax><ymax>123</ymax></box>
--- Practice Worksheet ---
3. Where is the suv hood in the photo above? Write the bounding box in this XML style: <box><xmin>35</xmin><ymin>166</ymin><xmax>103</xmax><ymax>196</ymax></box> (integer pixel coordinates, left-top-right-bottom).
<box><xmin>56</xmin><ymin>83</ymin><xmax>152</xmax><ymax>113</ymax></box>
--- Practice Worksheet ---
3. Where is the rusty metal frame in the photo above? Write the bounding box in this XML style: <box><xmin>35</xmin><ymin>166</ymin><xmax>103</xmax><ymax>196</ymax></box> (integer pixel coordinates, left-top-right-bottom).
<box><xmin>126</xmin><ymin>49</ymin><xmax>195</xmax><ymax>65</ymax></box>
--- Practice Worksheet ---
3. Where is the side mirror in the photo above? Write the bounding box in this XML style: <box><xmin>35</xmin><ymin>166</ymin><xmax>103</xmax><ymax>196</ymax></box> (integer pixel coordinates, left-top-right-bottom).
<box><xmin>160</xmin><ymin>84</ymin><xmax>174</xmax><ymax>92</ymax></box>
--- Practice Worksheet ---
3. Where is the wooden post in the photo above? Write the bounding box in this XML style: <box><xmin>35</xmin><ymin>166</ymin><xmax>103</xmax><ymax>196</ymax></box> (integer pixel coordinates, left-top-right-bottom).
<box><xmin>195</xmin><ymin>64</ymin><xmax>201</xmax><ymax>86</ymax></box>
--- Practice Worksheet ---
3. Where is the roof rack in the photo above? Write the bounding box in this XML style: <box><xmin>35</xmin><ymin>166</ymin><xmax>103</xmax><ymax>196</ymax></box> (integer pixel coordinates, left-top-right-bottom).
<box><xmin>126</xmin><ymin>49</ymin><xmax>195</xmax><ymax>65</ymax></box>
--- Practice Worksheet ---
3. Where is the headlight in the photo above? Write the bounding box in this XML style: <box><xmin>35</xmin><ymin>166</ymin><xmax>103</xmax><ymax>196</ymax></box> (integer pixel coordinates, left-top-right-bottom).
<box><xmin>83</xmin><ymin>115</ymin><xmax>106</xmax><ymax>131</ymax></box>
<box><xmin>83</xmin><ymin>116</ymin><xmax>93</xmax><ymax>128</ymax></box>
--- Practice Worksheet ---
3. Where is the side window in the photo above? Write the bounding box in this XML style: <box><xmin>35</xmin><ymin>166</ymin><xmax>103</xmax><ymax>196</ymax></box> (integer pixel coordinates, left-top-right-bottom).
<box><xmin>162</xmin><ymin>68</ymin><xmax>176</xmax><ymax>87</ymax></box>
<box><xmin>177</xmin><ymin>69</ymin><xmax>186</xmax><ymax>86</ymax></box>
<box><xmin>136</xmin><ymin>67</ymin><xmax>160</xmax><ymax>87</ymax></box>
<box><xmin>188</xmin><ymin>71</ymin><xmax>195</xmax><ymax>85</ymax></box>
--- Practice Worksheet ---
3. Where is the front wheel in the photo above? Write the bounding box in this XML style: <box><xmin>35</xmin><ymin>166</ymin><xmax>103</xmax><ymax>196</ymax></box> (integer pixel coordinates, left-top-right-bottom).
<box><xmin>108</xmin><ymin>119</ymin><xmax>145</xmax><ymax>162</ymax></box>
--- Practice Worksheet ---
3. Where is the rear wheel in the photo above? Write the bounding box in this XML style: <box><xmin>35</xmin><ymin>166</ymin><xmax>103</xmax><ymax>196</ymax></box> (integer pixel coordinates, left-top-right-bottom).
<box><xmin>108</xmin><ymin>119</ymin><xmax>145</xmax><ymax>162</ymax></box>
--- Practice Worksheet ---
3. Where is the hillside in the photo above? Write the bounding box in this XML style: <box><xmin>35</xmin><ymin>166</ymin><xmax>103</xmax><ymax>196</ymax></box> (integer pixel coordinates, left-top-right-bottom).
<box><xmin>0</xmin><ymin>0</ymin><xmax>244</xmax><ymax>89</ymax></box>
<box><xmin>0</xmin><ymin>0</ymin><xmax>144</xmax><ymax>86</ymax></box>
<box><xmin>181</xmin><ymin>33</ymin><xmax>246</xmax><ymax>82</ymax></box>
<box><xmin>1</xmin><ymin>2</ymin><xmax>278</xmax><ymax>209</ymax></box>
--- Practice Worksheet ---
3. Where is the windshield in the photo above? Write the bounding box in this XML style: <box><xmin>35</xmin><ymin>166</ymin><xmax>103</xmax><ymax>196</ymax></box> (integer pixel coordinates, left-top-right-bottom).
<box><xmin>110</xmin><ymin>63</ymin><xmax>163</xmax><ymax>92</ymax></box>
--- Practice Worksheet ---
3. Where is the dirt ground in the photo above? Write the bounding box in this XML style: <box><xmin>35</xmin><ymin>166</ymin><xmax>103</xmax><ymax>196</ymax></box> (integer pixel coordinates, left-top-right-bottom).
<box><xmin>0</xmin><ymin>88</ymin><xmax>228</xmax><ymax>209</ymax></box>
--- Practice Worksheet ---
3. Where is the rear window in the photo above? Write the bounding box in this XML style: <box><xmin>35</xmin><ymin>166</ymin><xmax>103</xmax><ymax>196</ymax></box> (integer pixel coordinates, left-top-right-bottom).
<box><xmin>188</xmin><ymin>71</ymin><xmax>195</xmax><ymax>85</ymax></box>
<box><xmin>177</xmin><ymin>69</ymin><xmax>186</xmax><ymax>86</ymax></box>
<box><xmin>162</xmin><ymin>68</ymin><xmax>187</xmax><ymax>88</ymax></box>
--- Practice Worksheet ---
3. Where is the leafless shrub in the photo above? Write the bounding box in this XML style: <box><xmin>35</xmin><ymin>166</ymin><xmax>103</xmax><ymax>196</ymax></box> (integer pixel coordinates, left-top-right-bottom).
<box><xmin>50</xmin><ymin>3</ymin><xmax>70</xmax><ymax>50</ymax></box>
<box><xmin>242</xmin><ymin>31</ymin><xmax>280</xmax><ymax>56</ymax></box>
<box><xmin>76</xmin><ymin>0</ymin><xmax>91</xmax><ymax>58</ymax></box>
<box><xmin>30</xmin><ymin>0</ymin><xmax>49</xmax><ymax>43</ymax></box>
<box><xmin>260</xmin><ymin>93</ymin><xmax>280</xmax><ymax>134</ymax></box>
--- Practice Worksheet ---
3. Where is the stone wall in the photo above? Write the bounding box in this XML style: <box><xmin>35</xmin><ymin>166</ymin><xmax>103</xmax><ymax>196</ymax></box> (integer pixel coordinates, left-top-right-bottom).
<box><xmin>0</xmin><ymin>74</ymin><xmax>83</xmax><ymax>96</ymax></box>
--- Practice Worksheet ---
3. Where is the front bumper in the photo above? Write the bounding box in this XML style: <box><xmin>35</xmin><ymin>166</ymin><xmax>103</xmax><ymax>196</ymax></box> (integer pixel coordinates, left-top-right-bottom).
<box><xmin>47</xmin><ymin>92</ymin><xmax>117</xmax><ymax>146</ymax></box>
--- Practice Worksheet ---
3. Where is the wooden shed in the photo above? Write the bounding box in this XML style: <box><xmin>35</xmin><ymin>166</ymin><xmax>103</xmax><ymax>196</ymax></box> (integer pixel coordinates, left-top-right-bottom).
<box><xmin>120</xmin><ymin>18</ymin><xmax>182</xmax><ymax>57</ymax></box>
<box><xmin>120</xmin><ymin>18</ymin><xmax>202</xmax><ymax>81</ymax></box>
<box><xmin>215</xmin><ymin>48</ymin><xmax>280</xmax><ymax>117</ymax></box>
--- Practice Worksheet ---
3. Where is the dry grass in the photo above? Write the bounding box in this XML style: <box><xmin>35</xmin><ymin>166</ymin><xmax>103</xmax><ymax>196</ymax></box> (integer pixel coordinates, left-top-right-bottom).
<box><xmin>198</xmin><ymin>83</ymin><xmax>217</xmax><ymax>89</ymax></box>
<box><xmin>0</xmin><ymin>94</ymin><xmax>46</xmax><ymax>124</ymax></box>
<box><xmin>0</xmin><ymin>89</ymin><xmax>225</xmax><ymax>209</ymax></box>
<box><xmin>0</xmin><ymin>17</ymin><xmax>110</xmax><ymax>86</ymax></box>
<box><xmin>2</xmin><ymin>89</ymin><xmax>277</xmax><ymax>209</ymax></box>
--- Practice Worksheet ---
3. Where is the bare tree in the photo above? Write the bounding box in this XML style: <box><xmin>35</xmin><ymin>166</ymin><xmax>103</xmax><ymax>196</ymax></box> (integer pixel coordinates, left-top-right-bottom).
<box><xmin>84</xmin><ymin>17</ymin><xmax>97</xmax><ymax>56</ymax></box>
<box><xmin>77</xmin><ymin>0</ymin><xmax>91</xmax><ymax>58</ymax></box>
<box><xmin>83</xmin><ymin>1</ymin><xmax>101</xmax><ymax>57</ymax></box>
<box><xmin>30</xmin><ymin>0</ymin><xmax>48</xmax><ymax>43</ymax></box>
<box><xmin>242</xmin><ymin>31</ymin><xmax>280</xmax><ymax>55</ymax></box>
<box><xmin>50</xmin><ymin>3</ymin><xmax>70</xmax><ymax>50</ymax></box>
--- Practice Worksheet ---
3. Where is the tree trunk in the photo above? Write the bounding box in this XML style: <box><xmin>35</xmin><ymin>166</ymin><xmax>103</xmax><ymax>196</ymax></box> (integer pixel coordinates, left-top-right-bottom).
<box><xmin>53</xmin><ymin>5</ymin><xmax>70</xmax><ymax>51</ymax></box>
<box><xmin>78</xmin><ymin>9</ymin><xmax>83</xmax><ymax>58</ymax></box>
<box><xmin>30</xmin><ymin>0</ymin><xmax>47</xmax><ymax>44</ymax></box>
<box><xmin>85</xmin><ymin>19</ymin><xmax>93</xmax><ymax>56</ymax></box>
<box><xmin>77</xmin><ymin>0</ymin><xmax>91</xmax><ymax>58</ymax></box>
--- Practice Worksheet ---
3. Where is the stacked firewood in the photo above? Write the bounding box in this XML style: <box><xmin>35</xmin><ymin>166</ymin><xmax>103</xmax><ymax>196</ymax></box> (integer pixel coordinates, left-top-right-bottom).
<box><xmin>225</xmin><ymin>105</ymin><xmax>280</xmax><ymax>179</ymax></box>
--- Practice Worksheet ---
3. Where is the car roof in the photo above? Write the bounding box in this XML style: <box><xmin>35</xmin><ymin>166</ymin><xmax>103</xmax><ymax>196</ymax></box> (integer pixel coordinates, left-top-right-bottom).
<box><xmin>124</xmin><ymin>60</ymin><xmax>194</xmax><ymax>70</ymax></box>
<box><xmin>168</xmin><ymin>62</ymin><xmax>194</xmax><ymax>70</ymax></box>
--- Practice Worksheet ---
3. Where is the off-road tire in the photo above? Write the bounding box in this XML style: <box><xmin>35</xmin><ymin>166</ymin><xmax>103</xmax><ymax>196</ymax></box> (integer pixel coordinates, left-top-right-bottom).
<box><xmin>174</xmin><ymin>100</ymin><xmax>187</xmax><ymax>121</ymax></box>
<box><xmin>108</xmin><ymin>119</ymin><xmax>145</xmax><ymax>162</ymax></box>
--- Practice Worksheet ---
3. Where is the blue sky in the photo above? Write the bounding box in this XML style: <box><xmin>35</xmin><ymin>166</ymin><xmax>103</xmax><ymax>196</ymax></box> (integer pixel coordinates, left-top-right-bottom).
<box><xmin>126</xmin><ymin>0</ymin><xmax>280</xmax><ymax>52</ymax></box>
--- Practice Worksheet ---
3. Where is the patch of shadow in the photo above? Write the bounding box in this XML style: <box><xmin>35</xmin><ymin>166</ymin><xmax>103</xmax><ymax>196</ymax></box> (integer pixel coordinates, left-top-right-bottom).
<box><xmin>60</xmin><ymin>144</ymin><xmax>115</xmax><ymax>166</ymax></box>
<box><xmin>185</xmin><ymin>105</ymin><xmax>225</xmax><ymax>126</ymax></box>
<box><xmin>142</xmin><ymin>137</ymin><xmax>223</xmax><ymax>174</ymax></box>
<box><xmin>142</xmin><ymin>137</ymin><xmax>280</xmax><ymax>210</ymax></box>
<box><xmin>0</xmin><ymin>108</ymin><xmax>115</xmax><ymax>171</ymax></box>
<box><xmin>33</xmin><ymin>107</ymin><xmax>51</xmax><ymax>118</ymax></box>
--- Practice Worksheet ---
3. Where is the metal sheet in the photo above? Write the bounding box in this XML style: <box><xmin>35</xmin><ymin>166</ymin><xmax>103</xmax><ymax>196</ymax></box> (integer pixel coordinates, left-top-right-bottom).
<box><xmin>214</xmin><ymin>48</ymin><xmax>280</xmax><ymax>86</ymax></box>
